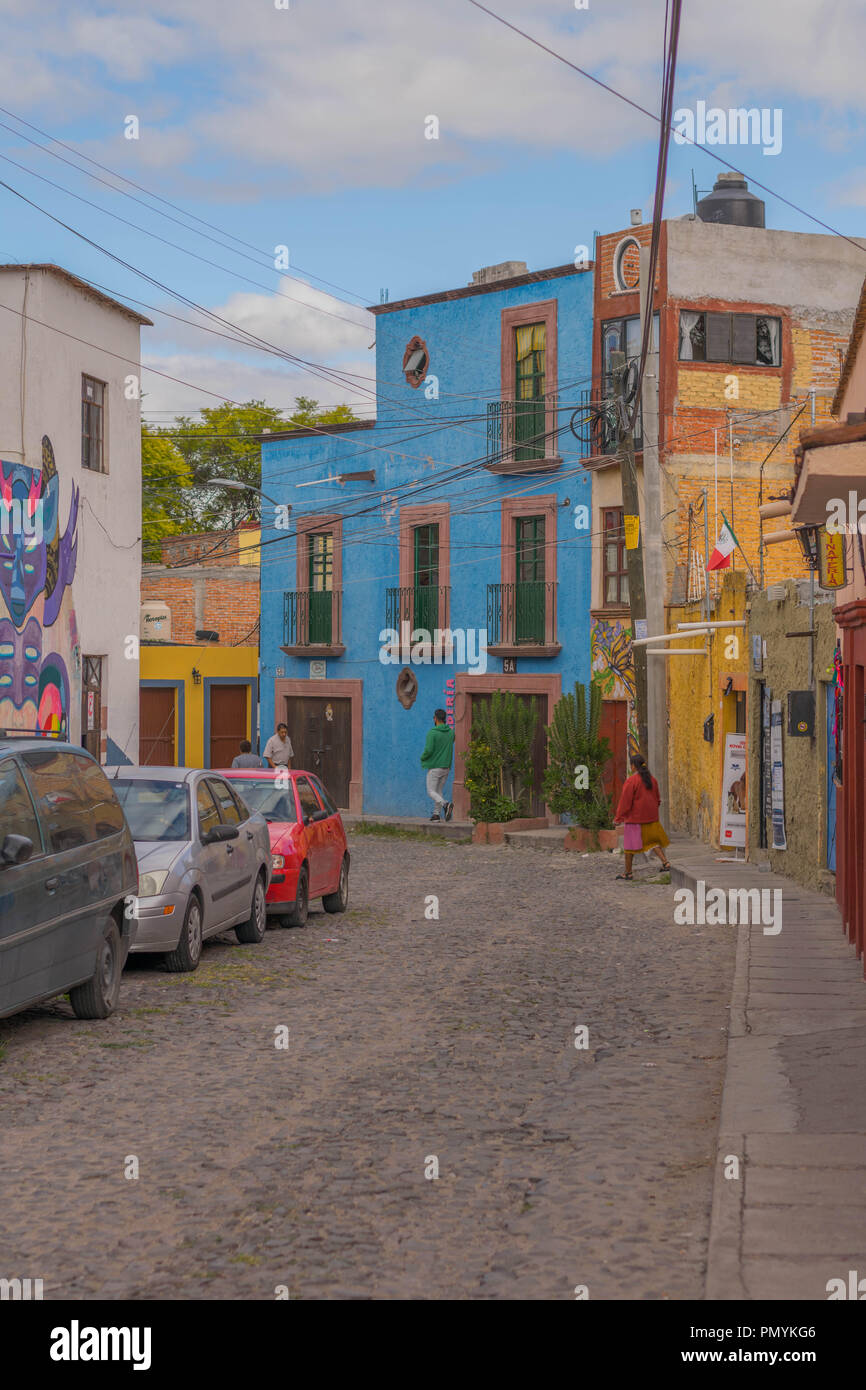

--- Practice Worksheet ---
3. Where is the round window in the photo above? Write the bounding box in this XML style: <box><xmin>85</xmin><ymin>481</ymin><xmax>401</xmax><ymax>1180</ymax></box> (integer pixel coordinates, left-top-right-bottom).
<box><xmin>613</xmin><ymin>236</ymin><xmax>641</xmax><ymax>292</ymax></box>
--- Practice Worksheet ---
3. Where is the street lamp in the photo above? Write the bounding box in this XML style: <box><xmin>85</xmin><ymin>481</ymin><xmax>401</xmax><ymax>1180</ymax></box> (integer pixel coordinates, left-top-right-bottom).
<box><xmin>208</xmin><ymin>478</ymin><xmax>285</xmax><ymax>510</ymax></box>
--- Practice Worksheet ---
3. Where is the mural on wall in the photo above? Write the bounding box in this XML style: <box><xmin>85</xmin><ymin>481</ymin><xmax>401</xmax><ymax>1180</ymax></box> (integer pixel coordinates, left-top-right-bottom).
<box><xmin>0</xmin><ymin>436</ymin><xmax>79</xmax><ymax>735</ymax></box>
<box><xmin>591</xmin><ymin>616</ymin><xmax>639</xmax><ymax>753</ymax></box>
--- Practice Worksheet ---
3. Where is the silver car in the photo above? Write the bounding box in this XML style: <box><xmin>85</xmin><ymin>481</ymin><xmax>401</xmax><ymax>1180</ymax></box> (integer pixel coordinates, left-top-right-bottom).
<box><xmin>105</xmin><ymin>767</ymin><xmax>272</xmax><ymax>972</ymax></box>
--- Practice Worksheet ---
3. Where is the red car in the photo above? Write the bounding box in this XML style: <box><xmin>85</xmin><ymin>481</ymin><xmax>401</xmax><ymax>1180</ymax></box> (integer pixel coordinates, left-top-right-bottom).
<box><xmin>221</xmin><ymin>768</ymin><xmax>349</xmax><ymax>927</ymax></box>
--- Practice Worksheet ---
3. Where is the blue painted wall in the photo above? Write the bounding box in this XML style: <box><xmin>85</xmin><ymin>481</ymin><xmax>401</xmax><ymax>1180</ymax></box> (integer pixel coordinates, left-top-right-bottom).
<box><xmin>260</xmin><ymin>265</ymin><xmax>594</xmax><ymax>815</ymax></box>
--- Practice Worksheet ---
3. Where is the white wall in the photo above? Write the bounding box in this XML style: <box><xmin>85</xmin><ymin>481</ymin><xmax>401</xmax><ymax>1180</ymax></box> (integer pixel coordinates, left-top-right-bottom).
<box><xmin>0</xmin><ymin>266</ymin><xmax>144</xmax><ymax>759</ymax></box>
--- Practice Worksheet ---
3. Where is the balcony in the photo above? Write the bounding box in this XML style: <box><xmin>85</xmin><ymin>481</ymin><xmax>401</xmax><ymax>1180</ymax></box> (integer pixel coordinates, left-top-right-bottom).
<box><xmin>486</xmin><ymin>582</ymin><xmax>560</xmax><ymax>657</ymax></box>
<box><xmin>281</xmin><ymin>589</ymin><xmax>345</xmax><ymax>657</ymax></box>
<box><xmin>486</xmin><ymin>393</ymin><xmax>562</xmax><ymax>475</ymax></box>
<box><xmin>385</xmin><ymin>585</ymin><xmax>450</xmax><ymax>634</ymax></box>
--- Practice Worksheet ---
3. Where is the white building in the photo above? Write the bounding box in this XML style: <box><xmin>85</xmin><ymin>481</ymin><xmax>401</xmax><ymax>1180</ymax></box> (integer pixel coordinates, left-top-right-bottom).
<box><xmin>0</xmin><ymin>263</ymin><xmax>150</xmax><ymax>761</ymax></box>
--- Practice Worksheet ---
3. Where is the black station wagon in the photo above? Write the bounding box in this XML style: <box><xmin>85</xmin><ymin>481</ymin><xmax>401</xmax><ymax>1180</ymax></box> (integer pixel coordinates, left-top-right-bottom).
<box><xmin>0</xmin><ymin>738</ymin><xmax>138</xmax><ymax>1020</ymax></box>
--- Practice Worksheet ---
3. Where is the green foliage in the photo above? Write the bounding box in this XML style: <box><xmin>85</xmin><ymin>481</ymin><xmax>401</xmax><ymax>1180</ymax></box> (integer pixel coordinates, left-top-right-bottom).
<box><xmin>463</xmin><ymin>740</ymin><xmax>519</xmax><ymax>824</ymax></box>
<box><xmin>464</xmin><ymin>692</ymin><xmax>537</xmax><ymax>819</ymax></box>
<box><xmin>141</xmin><ymin>428</ymin><xmax>194</xmax><ymax>561</ymax></box>
<box><xmin>542</xmin><ymin>681</ymin><xmax>613</xmax><ymax>829</ymax></box>
<box><xmin>144</xmin><ymin>397</ymin><xmax>355</xmax><ymax>533</ymax></box>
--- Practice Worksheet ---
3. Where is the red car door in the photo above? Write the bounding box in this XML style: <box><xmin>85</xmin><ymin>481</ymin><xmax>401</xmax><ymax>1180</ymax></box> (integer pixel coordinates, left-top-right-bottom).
<box><xmin>309</xmin><ymin>774</ymin><xmax>345</xmax><ymax>889</ymax></box>
<box><xmin>294</xmin><ymin>775</ymin><xmax>329</xmax><ymax>897</ymax></box>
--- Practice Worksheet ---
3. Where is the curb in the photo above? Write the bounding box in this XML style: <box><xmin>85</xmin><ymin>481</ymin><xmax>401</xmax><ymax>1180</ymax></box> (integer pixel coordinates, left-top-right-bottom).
<box><xmin>672</xmin><ymin>859</ymin><xmax>751</xmax><ymax>1300</ymax></box>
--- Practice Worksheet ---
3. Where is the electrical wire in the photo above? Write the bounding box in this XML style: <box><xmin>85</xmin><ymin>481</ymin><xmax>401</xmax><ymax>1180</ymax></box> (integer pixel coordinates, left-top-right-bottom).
<box><xmin>465</xmin><ymin>0</ymin><xmax>866</xmax><ymax>257</ymax></box>
<box><xmin>0</xmin><ymin>102</ymin><xmax>372</xmax><ymax>305</ymax></box>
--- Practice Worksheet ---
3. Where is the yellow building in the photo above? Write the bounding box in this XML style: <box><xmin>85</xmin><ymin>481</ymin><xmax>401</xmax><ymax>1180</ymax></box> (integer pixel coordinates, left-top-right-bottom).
<box><xmin>666</xmin><ymin>573</ymin><xmax>749</xmax><ymax>847</ymax></box>
<box><xmin>139</xmin><ymin>645</ymin><xmax>259</xmax><ymax>769</ymax></box>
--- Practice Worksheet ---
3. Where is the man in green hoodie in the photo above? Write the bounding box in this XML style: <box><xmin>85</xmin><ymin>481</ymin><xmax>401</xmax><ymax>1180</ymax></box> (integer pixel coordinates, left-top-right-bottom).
<box><xmin>420</xmin><ymin>708</ymin><xmax>455</xmax><ymax>821</ymax></box>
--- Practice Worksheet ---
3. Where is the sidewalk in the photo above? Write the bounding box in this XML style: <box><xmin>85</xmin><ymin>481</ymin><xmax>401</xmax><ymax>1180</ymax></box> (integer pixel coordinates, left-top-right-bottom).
<box><xmin>670</xmin><ymin>839</ymin><xmax>866</xmax><ymax>1301</ymax></box>
<box><xmin>342</xmin><ymin>812</ymin><xmax>472</xmax><ymax>842</ymax></box>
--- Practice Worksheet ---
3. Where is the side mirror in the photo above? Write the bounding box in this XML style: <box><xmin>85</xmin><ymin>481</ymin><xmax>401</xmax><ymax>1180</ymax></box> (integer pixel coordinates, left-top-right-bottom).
<box><xmin>0</xmin><ymin>833</ymin><xmax>34</xmax><ymax>867</ymax></box>
<box><xmin>202</xmin><ymin>823</ymin><xmax>240</xmax><ymax>845</ymax></box>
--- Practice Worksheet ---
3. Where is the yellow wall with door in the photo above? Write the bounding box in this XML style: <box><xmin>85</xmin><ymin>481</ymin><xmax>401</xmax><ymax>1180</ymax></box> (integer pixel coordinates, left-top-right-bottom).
<box><xmin>666</xmin><ymin>573</ymin><xmax>749</xmax><ymax>846</ymax></box>
<box><xmin>140</xmin><ymin>645</ymin><xmax>258</xmax><ymax>768</ymax></box>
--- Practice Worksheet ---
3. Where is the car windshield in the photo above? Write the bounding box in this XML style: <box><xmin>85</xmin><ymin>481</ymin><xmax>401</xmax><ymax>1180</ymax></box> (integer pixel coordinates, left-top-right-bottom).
<box><xmin>229</xmin><ymin>779</ymin><xmax>297</xmax><ymax>824</ymax></box>
<box><xmin>112</xmin><ymin>779</ymin><xmax>191</xmax><ymax>842</ymax></box>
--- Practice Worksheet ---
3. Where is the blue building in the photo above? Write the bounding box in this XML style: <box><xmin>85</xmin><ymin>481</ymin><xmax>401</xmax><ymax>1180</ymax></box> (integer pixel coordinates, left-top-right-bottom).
<box><xmin>259</xmin><ymin>257</ymin><xmax>594</xmax><ymax>818</ymax></box>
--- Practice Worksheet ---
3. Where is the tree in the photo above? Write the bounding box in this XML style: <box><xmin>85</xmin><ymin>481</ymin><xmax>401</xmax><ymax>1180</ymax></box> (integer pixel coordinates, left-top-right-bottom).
<box><xmin>141</xmin><ymin>428</ymin><xmax>194</xmax><ymax>561</ymax></box>
<box><xmin>148</xmin><ymin>397</ymin><xmax>356</xmax><ymax>532</ymax></box>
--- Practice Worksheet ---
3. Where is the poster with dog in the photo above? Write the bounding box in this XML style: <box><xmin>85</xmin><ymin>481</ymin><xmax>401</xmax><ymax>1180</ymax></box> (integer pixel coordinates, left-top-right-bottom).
<box><xmin>720</xmin><ymin>733</ymin><xmax>747</xmax><ymax>848</ymax></box>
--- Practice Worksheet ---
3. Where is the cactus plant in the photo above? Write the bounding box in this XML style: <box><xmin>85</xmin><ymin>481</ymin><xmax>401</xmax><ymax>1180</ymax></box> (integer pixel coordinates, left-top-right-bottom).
<box><xmin>542</xmin><ymin>681</ymin><xmax>613</xmax><ymax>829</ymax></box>
<box><xmin>467</xmin><ymin>691</ymin><xmax>537</xmax><ymax>816</ymax></box>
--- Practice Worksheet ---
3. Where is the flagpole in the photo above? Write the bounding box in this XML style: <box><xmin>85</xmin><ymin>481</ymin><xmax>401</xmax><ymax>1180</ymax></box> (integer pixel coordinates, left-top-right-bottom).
<box><xmin>720</xmin><ymin>510</ymin><xmax>758</xmax><ymax>585</ymax></box>
<box><xmin>728</xmin><ymin>418</ymin><xmax>735</xmax><ymax>572</ymax></box>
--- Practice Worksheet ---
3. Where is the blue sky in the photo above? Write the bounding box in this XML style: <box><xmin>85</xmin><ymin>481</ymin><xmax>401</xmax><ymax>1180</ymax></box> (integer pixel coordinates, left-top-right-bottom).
<box><xmin>0</xmin><ymin>0</ymin><xmax>864</xmax><ymax>419</ymax></box>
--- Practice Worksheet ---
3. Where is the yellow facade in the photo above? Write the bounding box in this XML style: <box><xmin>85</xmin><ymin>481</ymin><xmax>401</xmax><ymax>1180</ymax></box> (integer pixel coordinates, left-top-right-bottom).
<box><xmin>665</xmin><ymin>573</ymin><xmax>749</xmax><ymax>847</ymax></box>
<box><xmin>140</xmin><ymin>644</ymin><xmax>258</xmax><ymax>768</ymax></box>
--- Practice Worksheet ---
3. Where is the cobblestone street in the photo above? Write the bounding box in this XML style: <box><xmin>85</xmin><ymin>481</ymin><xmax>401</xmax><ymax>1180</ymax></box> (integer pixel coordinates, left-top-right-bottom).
<box><xmin>0</xmin><ymin>833</ymin><xmax>736</xmax><ymax>1300</ymax></box>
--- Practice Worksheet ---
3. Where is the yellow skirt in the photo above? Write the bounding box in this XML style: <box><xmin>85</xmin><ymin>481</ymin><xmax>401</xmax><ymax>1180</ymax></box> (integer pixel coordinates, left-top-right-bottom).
<box><xmin>641</xmin><ymin>820</ymin><xmax>669</xmax><ymax>849</ymax></box>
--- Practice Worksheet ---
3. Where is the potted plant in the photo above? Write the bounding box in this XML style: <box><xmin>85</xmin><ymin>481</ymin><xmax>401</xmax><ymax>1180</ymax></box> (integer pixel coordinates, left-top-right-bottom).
<box><xmin>541</xmin><ymin>681</ymin><xmax>617</xmax><ymax>851</ymax></box>
<box><xmin>464</xmin><ymin>692</ymin><xmax>546</xmax><ymax>843</ymax></box>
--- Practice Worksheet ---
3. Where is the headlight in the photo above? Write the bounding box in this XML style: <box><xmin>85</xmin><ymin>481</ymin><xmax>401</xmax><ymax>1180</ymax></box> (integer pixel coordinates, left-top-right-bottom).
<box><xmin>271</xmin><ymin>854</ymin><xmax>285</xmax><ymax>870</ymax></box>
<box><xmin>138</xmin><ymin>870</ymin><xmax>169</xmax><ymax>897</ymax></box>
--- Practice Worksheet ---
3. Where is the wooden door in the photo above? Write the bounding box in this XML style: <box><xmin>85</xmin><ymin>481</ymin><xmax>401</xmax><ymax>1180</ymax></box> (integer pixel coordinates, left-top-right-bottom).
<box><xmin>470</xmin><ymin>691</ymin><xmax>547</xmax><ymax>817</ymax></box>
<box><xmin>284</xmin><ymin>696</ymin><xmax>351</xmax><ymax>808</ymax></box>
<box><xmin>81</xmin><ymin>656</ymin><xmax>103</xmax><ymax>760</ymax></box>
<box><xmin>209</xmin><ymin>684</ymin><xmax>248</xmax><ymax>768</ymax></box>
<box><xmin>600</xmin><ymin>699</ymin><xmax>628</xmax><ymax>809</ymax></box>
<box><xmin>140</xmin><ymin>686</ymin><xmax>176</xmax><ymax>766</ymax></box>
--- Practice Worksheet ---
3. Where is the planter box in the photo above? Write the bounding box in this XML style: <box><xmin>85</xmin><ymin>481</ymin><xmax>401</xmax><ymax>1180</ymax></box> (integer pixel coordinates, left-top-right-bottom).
<box><xmin>564</xmin><ymin>826</ymin><xmax>620</xmax><ymax>852</ymax></box>
<box><xmin>472</xmin><ymin>816</ymin><xmax>548</xmax><ymax>845</ymax></box>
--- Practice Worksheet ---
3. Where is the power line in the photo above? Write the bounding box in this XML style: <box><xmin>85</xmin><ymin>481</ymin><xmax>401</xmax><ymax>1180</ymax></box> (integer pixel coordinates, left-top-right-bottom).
<box><xmin>0</xmin><ymin>147</ymin><xmax>373</xmax><ymax>333</ymax></box>
<box><xmin>0</xmin><ymin>102</ymin><xmax>372</xmax><ymax>305</ymax></box>
<box><xmin>465</xmin><ymin>0</ymin><xmax>866</xmax><ymax>257</ymax></box>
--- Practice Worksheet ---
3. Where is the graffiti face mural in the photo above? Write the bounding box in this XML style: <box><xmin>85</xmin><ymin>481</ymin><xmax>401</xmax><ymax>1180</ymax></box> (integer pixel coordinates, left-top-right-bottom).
<box><xmin>0</xmin><ymin>437</ymin><xmax>78</xmax><ymax>735</ymax></box>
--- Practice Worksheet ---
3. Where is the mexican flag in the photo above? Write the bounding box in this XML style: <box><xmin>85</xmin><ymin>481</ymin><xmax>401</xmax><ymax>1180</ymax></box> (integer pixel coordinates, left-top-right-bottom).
<box><xmin>707</xmin><ymin>515</ymin><xmax>739</xmax><ymax>571</ymax></box>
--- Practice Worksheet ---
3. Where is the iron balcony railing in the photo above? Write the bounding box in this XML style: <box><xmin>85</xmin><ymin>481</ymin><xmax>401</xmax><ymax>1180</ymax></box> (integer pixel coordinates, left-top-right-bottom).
<box><xmin>283</xmin><ymin>588</ymin><xmax>342</xmax><ymax>647</ymax></box>
<box><xmin>487</xmin><ymin>581</ymin><xmax>557</xmax><ymax>647</ymax></box>
<box><xmin>487</xmin><ymin>391</ymin><xmax>559</xmax><ymax>465</ymax></box>
<box><xmin>385</xmin><ymin>585</ymin><xmax>450</xmax><ymax>634</ymax></box>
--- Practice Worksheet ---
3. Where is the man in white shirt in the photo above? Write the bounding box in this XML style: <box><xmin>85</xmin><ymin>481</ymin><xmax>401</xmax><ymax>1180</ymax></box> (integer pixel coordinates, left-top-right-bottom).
<box><xmin>263</xmin><ymin>722</ymin><xmax>294</xmax><ymax>769</ymax></box>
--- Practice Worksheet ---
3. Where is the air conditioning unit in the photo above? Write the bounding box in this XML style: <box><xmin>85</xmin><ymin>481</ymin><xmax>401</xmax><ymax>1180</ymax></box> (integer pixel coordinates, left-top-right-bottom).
<box><xmin>765</xmin><ymin>584</ymin><xmax>786</xmax><ymax>602</ymax></box>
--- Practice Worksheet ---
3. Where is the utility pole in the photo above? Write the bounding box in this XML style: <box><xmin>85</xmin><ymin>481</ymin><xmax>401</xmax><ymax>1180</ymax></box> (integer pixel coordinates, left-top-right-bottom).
<box><xmin>639</xmin><ymin>247</ymin><xmax>668</xmax><ymax>812</ymax></box>
<box><xmin>612</xmin><ymin>348</ymin><xmax>647</xmax><ymax>756</ymax></box>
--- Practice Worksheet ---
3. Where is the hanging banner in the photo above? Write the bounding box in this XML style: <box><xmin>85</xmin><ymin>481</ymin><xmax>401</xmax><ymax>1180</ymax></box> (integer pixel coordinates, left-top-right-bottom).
<box><xmin>817</xmin><ymin>526</ymin><xmax>847</xmax><ymax>590</ymax></box>
<box><xmin>770</xmin><ymin>699</ymin><xmax>787</xmax><ymax>850</ymax></box>
<box><xmin>762</xmin><ymin>685</ymin><xmax>772</xmax><ymax>828</ymax></box>
<box><xmin>624</xmin><ymin>514</ymin><xmax>640</xmax><ymax>550</ymax></box>
<box><xmin>720</xmin><ymin>732</ymin><xmax>747</xmax><ymax>848</ymax></box>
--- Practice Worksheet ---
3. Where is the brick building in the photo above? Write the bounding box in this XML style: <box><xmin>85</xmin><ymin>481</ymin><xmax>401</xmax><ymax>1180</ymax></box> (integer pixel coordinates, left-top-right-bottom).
<box><xmin>139</xmin><ymin>525</ymin><xmax>261</xmax><ymax>769</ymax></box>
<box><xmin>587</xmin><ymin>181</ymin><xmax>866</xmax><ymax>791</ymax></box>
<box><xmin>141</xmin><ymin>525</ymin><xmax>260</xmax><ymax>647</ymax></box>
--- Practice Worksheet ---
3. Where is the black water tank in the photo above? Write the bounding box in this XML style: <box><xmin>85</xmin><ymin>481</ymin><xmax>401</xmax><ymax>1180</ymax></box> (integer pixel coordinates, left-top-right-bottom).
<box><xmin>697</xmin><ymin>172</ymin><xmax>765</xmax><ymax>228</ymax></box>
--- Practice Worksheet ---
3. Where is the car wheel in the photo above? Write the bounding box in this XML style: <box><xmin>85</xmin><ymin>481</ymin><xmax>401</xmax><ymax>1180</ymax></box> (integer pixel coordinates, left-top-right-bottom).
<box><xmin>284</xmin><ymin>866</ymin><xmax>309</xmax><ymax>928</ymax></box>
<box><xmin>322</xmin><ymin>855</ymin><xmax>349</xmax><ymax>914</ymax></box>
<box><xmin>163</xmin><ymin>895</ymin><xmax>203</xmax><ymax>974</ymax></box>
<box><xmin>69</xmin><ymin>918</ymin><xmax>122</xmax><ymax>1020</ymax></box>
<box><xmin>236</xmin><ymin>872</ymin><xmax>267</xmax><ymax>944</ymax></box>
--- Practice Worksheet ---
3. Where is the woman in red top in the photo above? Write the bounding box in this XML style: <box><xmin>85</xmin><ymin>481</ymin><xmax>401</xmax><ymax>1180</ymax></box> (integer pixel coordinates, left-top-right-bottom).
<box><xmin>613</xmin><ymin>753</ymin><xmax>671</xmax><ymax>881</ymax></box>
